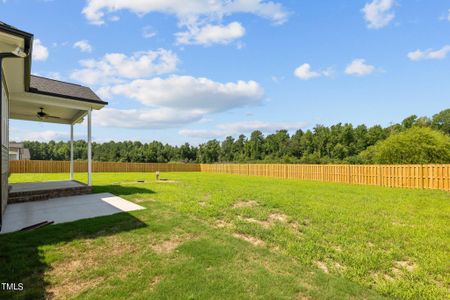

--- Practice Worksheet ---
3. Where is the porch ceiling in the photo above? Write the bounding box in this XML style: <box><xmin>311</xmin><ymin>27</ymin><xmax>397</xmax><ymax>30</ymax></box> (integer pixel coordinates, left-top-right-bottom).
<box><xmin>9</xmin><ymin>92</ymin><xmax>91</xmax><ymax>124</ymax></box>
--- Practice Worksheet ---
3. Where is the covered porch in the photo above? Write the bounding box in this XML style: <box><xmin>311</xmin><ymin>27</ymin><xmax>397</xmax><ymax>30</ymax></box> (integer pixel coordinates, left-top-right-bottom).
<box><xmin>5</xmin><ymin>74</ymin><xmax>108</xmax><ymax>201</ymax></box>
<box><xmin>1</xmin><ymin>21</ymin><xmax>115</xmax><ymax>233</ymax></box>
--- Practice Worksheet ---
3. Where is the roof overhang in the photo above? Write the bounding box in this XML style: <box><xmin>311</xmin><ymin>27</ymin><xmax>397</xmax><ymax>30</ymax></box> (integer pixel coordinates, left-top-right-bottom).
<box><xmin>1</xmin><ymin>23</ymin><xmax>107</xmax><ymax>125</ymax></box>
<box><xmin>9</xmin><ymin>91</ymin><xmax>104</xmax><ymax>124</ymax></box>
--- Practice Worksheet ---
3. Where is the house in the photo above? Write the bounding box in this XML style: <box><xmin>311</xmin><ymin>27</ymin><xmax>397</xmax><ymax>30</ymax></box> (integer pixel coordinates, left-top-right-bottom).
<box><xmin>0</xmin><ymin>22</ymin><xmax>107</xmax><ymax>230</ymax></box>
<box><xmin>9</xmin><ymin>142</ymin><xmax>30</xmax><ymax>160</ymax></box>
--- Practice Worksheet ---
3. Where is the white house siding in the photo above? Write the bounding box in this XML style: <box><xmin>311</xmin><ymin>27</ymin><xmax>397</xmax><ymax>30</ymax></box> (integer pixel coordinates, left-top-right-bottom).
<box><xmin>1</xmin><ymin>74</ymin><xmax>8</xmax><ymax>220</ymax></box>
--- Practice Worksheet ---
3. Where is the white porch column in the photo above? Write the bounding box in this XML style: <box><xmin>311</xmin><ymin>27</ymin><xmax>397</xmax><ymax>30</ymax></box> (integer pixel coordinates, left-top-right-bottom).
<box><xmin>87</xmin><ymin>109</ymin><xmax>92</xmax><ymax>186</ymax></box>
<box><xmin>70</xmin><ymin>123</ymin><xmax>74</xmax><ymax>180</ymax></box>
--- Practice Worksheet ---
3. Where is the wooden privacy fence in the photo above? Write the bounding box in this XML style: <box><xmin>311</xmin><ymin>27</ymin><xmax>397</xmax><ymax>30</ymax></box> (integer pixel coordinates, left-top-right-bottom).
<box><xmin>200</xmin><ymin>164</ymin><xmax>450</xmax><ymax>191</ymax></box>
<box><xmin>10</xmin><ymin>160</ymin><xmax>200</xmax><ymax>173</ymax></box>
<box><xmin>9</xmin><ymin>160</ymin><xmax>450</xmax><ymax>191</ymax></box>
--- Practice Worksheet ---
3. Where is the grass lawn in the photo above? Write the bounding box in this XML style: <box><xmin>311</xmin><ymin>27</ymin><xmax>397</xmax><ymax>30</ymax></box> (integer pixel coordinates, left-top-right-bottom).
<box><xmin>1</xmin><ymin>172</ymin><xmax>449</xmax><ymax>299</ymax></box>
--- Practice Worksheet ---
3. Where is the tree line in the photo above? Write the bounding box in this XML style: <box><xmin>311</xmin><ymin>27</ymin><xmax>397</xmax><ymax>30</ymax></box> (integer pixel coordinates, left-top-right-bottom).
<box><xmin>22</xmin><ymin>109</ymin><xmax>450</xmax><ymax>164</ymax></box>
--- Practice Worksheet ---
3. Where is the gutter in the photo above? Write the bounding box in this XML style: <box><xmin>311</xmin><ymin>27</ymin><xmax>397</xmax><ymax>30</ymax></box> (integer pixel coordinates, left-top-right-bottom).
<box><xmin>0</xmin><ymin>23</ymin><xmax>33</xmax><ymax>90</ymax></box>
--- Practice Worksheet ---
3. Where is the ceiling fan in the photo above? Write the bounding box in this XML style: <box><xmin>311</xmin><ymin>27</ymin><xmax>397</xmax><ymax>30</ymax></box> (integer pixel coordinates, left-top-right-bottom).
<box><xmin>36</xmin><ymin>107</ymin><xmax>61</xmax><ymax>120</ymax></box>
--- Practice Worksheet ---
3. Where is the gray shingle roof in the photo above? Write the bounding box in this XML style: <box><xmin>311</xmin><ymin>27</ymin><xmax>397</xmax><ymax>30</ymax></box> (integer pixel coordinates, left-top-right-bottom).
<box><xmin>29</xmin><ymin>75</ymin><xmax>107</xmax><ymax>105</ymax></box>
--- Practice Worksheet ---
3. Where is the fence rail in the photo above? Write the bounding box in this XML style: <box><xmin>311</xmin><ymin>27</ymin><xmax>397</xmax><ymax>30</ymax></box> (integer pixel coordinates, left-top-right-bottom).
<box><xmin>9</xmin><ymin>160</ymin><xmax>450</xmax><ymax>191</ymax></box>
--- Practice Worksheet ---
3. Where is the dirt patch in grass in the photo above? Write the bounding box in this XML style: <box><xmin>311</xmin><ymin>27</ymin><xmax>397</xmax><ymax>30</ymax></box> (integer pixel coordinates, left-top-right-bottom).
<box><xmin>215</xmin><ymin>219</ymin><xmax>233</xmax><ymax>229</ymax></box>
<box><xmin>150</xmin><ymin>234</ymin><xmax>193</xmax><ymax>254</ymax></box>
<box><xmin>315</xmin><ymin>261</ymin><xmax>329</xmax><ymax>273</ymax></box>
<box><xmin>47</xmin><ymin>276</ymin><xmax>104</xmax><ymax>300</ymax></box>
<box><xmin>232</xmin><ymin>200</ymin><xmax>258</xmax><ymax>209</ymax></box>
<box><xmin>238</xmin><ymin>212</ymin><xmax>302</xmax><ymax>231</ymax></box>
<box><xmin>315</xmin><ymin>260</ymin><xmax>345</xmax><ymax>275</ymax></box>
<box><xmin>238</xmin><ymin>216</ymin><xmax>270</xmax><ymax>228</ymax></box>
<box><xmin>233</xmin><ymin>233</ymin><xmax>265</xmax><ymax>247</ymax></box>
<box><xmin>391</xmin><ymin>221</ymin><xmax>416</xmax><ymax>228</ymax></box>
<box><xmin>156</xmin><ymin>179</ymin><xmax>179</xmax><ymax>184</ymax></box>
<box><xmin>268</xmin><ymin>213</ymin><xmax>288</xmax><ymax>223</ymax></box>
<box><xmin>149</xmin><ymin>276</ymin><xmax>162</xmax><ymax>290</ymax></box>
<box><xmin>51</xmin><ymin>257</ymin><xmax>95</xmax><ymax>275</ymax></box>
<box><xmin>47</xmin><ymin>253</ymin><xmax>103</xmax><ymax>299</ymax></box>
<box><xmin>333</xmin><ymin>262</ymin><xmax>346</xmax><ymax>272</ymax></box>
<box><xmin>371</xmin><ymin>272</ymin><xmax>395</xmax><ymax>282</ymax></box>
<box><xmin>371</xmin><ymin>260</ymin><xmax>417</xmax><ymax>283</ymax></box>
<box><xmin>199</xmin><ymin>193</ymin><xmax>212</xmax><ymax>207</ymax></box>
<box><xmin>268</xmin><ymin>212</ymin><xmax>302</xmax><ymax>230</ymax></box>
<box><xmin>49</xmin><ymin>236</ymin><xmax>140</xmax><ymax>277</ymax></box>
<box><xmin>48</xmin><ymin>235</ymin><xmax>147</xmax><ymax>296</ymax></box>
<box><xmin>134</xmin><ymin>198</ymin><xmax>153</xmax><ymax>203</ymax></box>
<box><xmin>393</xmin><ymin>260</ymin><xmax>417</xmax><ymax>273</ymax></box>
<box><xmin>332</xmin><ymin>245</ymin><xmax>343</xmax><ymax>252</ymax></box>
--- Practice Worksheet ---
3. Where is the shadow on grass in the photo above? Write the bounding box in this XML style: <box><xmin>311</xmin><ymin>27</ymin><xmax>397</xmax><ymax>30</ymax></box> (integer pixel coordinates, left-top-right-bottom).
<box><xmin>93</xmin><ymin>184</ymin><xmax>156</xmax><ymax>196</ymax></box>
<box><xmin>0</xmin><ymin>212</ymin><xmax>147</xmax><ymax>299</ymax></box>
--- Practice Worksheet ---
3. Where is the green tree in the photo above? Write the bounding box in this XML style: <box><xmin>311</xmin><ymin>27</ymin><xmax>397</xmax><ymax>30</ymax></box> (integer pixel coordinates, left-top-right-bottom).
<box><xmin>401</xmin><ymin>115</ymin><xmax>417</xmax><ymax>129</ymax></box>
<box><xmin>233</xmin><ymin>135</ymin><xmax>247</xmax><ymax>162</ymax></box>
<box><xmin>289</xmin><ymin>130</ymin><xmax>304</xmax><ymax>158</ymax></box>
<box><xmin>220</xmin><ymin>136</ymin><xmax>235</xmax><ymax>162</ymax></box>
<box><xmin>246</xmin><ymin>130</ymin><xmax>264</xmax><ymax>160</ymax></box>
<box><xmin>198</xmin><ymin>140</ymin><xmax>220</xmax><ymax>163</ymax></box>
<box><xmin>360</xmin><ymin>127</ymin><xmax>450</xmax><ymax>164</ymax></box>
<box><xmin>179</xmin><ymin>143</ymin><xmax>196</xmax><ymax>162</ymax></box>
<box><xmin>431</xmin><ymin>109</ymin><xmax>450</xmax><ymax>135</ymax></box>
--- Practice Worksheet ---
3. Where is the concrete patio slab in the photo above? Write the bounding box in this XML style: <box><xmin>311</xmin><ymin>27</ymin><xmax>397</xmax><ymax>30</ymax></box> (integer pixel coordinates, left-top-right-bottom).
<box><xmin>9</xmin><ymin>180</ymin><xmax>86</xmax><ymax>193</ymax></box>
<box><xmin>0</xmin><ymin>193</ymin><xmax>145</xmax><ymax>234</ymax></box>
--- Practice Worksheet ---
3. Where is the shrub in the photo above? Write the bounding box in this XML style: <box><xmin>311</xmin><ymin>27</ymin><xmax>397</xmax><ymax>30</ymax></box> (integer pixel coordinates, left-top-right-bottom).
<box><xmin>359</xmin><ymin>127</ymin><xmax>450</xmax><ymax>164</ymax></box>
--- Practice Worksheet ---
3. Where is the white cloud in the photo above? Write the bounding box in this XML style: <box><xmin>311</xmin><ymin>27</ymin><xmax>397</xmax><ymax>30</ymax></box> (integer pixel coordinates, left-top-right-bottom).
<box><xmin>294</xmin><ymin>64</ymin><xmax>333</xmax><ymax>80</ymax></box>
<box><xmin>95</xmin><ymin>86</ymin><xmax>113</xmax><ymax>100</ymax></box>
<box><xmin>52</xmin><ymin>41</ymin><xmax>69</xmax><ymax>48</ymax></box>
<box><xmin>82</xmin><ymin>0</ymin><xmax>288</xmax><ymax>26</ymax></box>
<box><xmin>92</xmin><ymin>76</ymin><xmax>264</xmax><ymax>129</ymax></box>
<box><xmin>73</xmin><ymin>40</ymin><xmax>93</xmax><ymax>53</ymax></box>
<box><xmin>407</xmin><ymin>45</ymin><xmax>450</xmax><ymax>61</ymax></box>
<box><xmin>362</xmin><ymin>0</ymin><xmax>395</xmax><ymax>29</ymax></box>
<box><xmin>217</xmin><ymin>120</ymin><xmax>307</xmax><ymax>133</ymax></box>
<box><xmin>94</xmin><ymin>107</ymin><xmax>203</xmax><ymax>129</ymax></box>
<box><xmin>107</xmin><ymin>75</ymin><xmax>264</xmax><ymax>113</ymax></box>
<box><xmin>178</xmin><ymin>129</ymin><xmax>225</xmax><ymax>139</ymax></box>
<box><xmin>70</xmin><ymin>49</ymin><xmax>179</xmax><ymax>85</ymax></box>
<box><xmin>271</xmin><ymin>76</ymin><xmax>284</xmax><ymax>83</ymax></box>
<box><xmin>82</xmin><ymin>0</ymin><xmax>286</xmax><ymax>46</ymax></box>
<box><xmin>109</xmin><ymin>15</ymin><xmax>120</xmax><ymax>22</ymax></box>
<box><xmin>142</xmin><ymin>26</ymin><xmax>157</xmax><ymax>39</ymax></box>
<box><xmin>345</xmin><ymin>59</ymin><xmax>376</xmax><ymax>76</ymax></box>
<box><xmin>448</xmin><ymin>9</ymin><xmax>450</xmax><ymax>22</ymax></box>
<box><xmin>176</xmin><ymin>22</ymin><xmax>245</xmax><ymax>45</ymax></box>
<box><xmin>10</xmin><ymin>128</ymin><xmax>69</xmax><ymax>142</ymax></box>
<box><xmin>33</xmin><ymin>39</ymin><xmax>49</xmax><ymax>61</ymax></box>
<box><xmin>179</xmin><ymin>120</ymin><xmax>307</xmax><ymax>139</ymax></box>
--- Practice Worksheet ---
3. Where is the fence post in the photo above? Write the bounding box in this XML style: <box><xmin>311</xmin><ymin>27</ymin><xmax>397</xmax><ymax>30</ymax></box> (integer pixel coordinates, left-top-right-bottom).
<box><xmin>348</xmin><ymin>165</ymin><xmax>351</xmax><ymax>184</ymax></box>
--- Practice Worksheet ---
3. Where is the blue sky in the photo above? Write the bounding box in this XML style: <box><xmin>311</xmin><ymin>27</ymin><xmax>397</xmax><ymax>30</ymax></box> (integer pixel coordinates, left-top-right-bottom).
<box><xmin>2</xmin><ymin>0</ymin><xmax>449</xmax><ymax>145</ymax></box>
